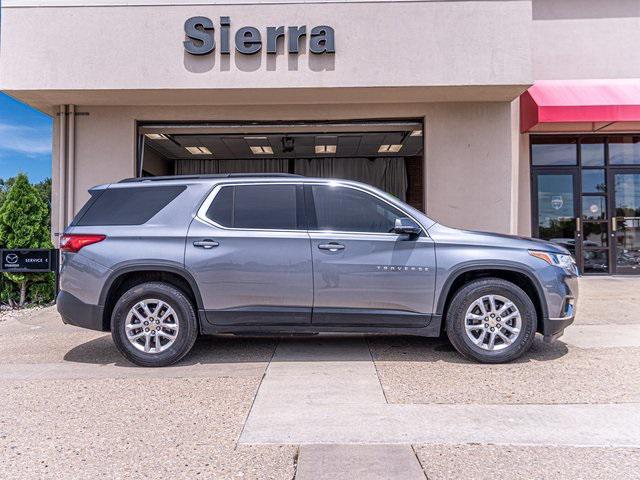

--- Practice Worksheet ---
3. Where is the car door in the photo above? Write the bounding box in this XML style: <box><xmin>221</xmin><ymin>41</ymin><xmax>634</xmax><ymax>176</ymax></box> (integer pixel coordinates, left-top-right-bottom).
<box><xmin>306</xmin><ymin>183</ymin><xmax>436</xmax><ymax>327</ymax></box>
<box><xmin>185</xmin><ymin>182</ymin><xmax>313</xmax><ymax>325</ymax></box>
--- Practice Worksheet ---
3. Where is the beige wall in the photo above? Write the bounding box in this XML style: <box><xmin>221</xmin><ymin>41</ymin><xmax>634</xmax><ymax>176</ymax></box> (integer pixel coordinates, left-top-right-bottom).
<box><xmin>532</xmin><ymin>0</ymin><xmax>640</xmax><ymax>80</ymax></box>
<box><xmin>51</xmin><ymin>101</ymin><xmax>519</xmax><ymax>236</ymax></box>
<box><xmin>517</xmin><ymin>131</ymin><xmax>532</xmax><ymax>237</ymax></box>
<box><xmin>423</xmin><ymin>102</ymin><xmax>519</xmax><ymax>233</ymax></box>
<box><xmin>0</xmin><ymin>1</ymin><xmax>532</xmax><ymax>93</ymax></box>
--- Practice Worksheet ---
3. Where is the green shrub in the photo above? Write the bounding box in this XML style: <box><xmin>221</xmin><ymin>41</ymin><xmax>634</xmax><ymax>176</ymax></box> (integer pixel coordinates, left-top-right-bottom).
<box><xmin>0</xmin><ymin>278</ymin><xmax>20</xmax><ymax>306</ymax></box>
<box><xmin>0</xmin><ymin>173</ymin><xmax>53</xmax><ymax>307</ymax></box>
<box><xmin>28</xmin><ymin>273</ymin><xmax>56</xmax><ymax>305</ymax></box>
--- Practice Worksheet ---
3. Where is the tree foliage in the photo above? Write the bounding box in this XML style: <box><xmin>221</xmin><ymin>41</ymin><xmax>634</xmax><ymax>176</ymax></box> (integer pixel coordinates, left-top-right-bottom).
<box><xmin>0</xmin><ymin>174</ymin><xmax>53</xmax><ymax>306</ymax></box>
<box><xmin>0</xmin><ymin>173</ymin><xmax>51</xmax><ymax>249</ymax></box>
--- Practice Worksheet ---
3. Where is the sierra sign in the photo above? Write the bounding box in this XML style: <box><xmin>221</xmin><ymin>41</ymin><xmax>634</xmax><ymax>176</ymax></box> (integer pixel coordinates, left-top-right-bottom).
<box><xmin>183</xmin><ymin>16</ymin><xmax>335</xmax><ymax>56</ymax></box>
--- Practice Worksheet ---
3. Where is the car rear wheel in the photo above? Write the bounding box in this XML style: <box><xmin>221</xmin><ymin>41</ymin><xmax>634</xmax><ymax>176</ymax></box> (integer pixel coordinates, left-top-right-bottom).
<box><xmin>111</xmin><ymin>282</ymin><xmax>198</xmax><ymax>367</ymax></box>
<box><xmin>445</xmin><ymin>278</ymin><xmax>537</xmax><ymax>363</ymax></box>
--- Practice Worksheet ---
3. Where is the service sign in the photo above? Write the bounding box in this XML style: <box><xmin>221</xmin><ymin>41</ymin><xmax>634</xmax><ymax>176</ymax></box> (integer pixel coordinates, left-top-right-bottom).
<box><xmin>1</xmin><ymin>249</ymin><xmax>52</xmax><ymax>272</ymax></box>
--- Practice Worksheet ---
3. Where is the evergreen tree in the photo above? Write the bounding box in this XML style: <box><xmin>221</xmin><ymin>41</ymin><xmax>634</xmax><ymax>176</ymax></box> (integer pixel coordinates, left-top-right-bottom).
<box><xmin>0</xmin><ymin>176</ymin><xmax>17</xmax><ymax>207</ymax></box>
<box><xmin>0</xmin><ymin>173</ymin><xmax>52</xmax><ymax>306</ymax></box>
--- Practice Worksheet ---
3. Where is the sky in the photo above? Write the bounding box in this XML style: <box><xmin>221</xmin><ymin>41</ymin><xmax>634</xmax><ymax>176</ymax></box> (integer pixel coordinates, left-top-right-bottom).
<box><xmin>0</xmin><ymin>93</ymin><xmax>53</xmax><ymax>183</ymax></box>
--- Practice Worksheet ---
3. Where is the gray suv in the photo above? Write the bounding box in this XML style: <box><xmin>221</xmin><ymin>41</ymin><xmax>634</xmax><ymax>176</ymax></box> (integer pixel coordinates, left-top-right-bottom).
<box><xmin>57</xmin><ymin>174</ymin><xmax>578</xmax><ymax>367</ymax></box>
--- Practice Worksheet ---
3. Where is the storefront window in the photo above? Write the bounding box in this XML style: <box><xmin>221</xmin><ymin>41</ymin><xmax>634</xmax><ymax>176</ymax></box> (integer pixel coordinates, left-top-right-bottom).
<box><xmin>536</xmin><ymin>174</ymin><xmax>576</xmax><ymax>254</ymax></box>
<box><xmin>580</xmin><ymin>139</ymin><xmax>605</xmax><ymax>166</ymax></box>
<box><xmin>582</xmin><ymin>169</ymin><xmax>606</xmax><ymax>193</ymax></box>
<box><xmin>532</xmin><ymin>134</ymin><xmax>640</xmax><ymax>275</ymax></box>
<box><xmin>583</xmin><ymin>223</ymin><xmax>608</xmax><ymax>247</ymax></box>
<box><xmin>582</xmin><ymin>196</ymin><xmax>606</xmax><ymax>220</ymax></box>
<box><xmin>583</xmin><ymin>250</ymin><xmax>609</xmax><ymax>274</ymax></box>
<box><xmin>609</xmin><ymin>136</ymin><xmax>640</xmax><ymax>165</ymax></box>
<box><xmin>531</xmin><ymin>137</ymin><xmax>577</xmax><ymax>166</ymax></box>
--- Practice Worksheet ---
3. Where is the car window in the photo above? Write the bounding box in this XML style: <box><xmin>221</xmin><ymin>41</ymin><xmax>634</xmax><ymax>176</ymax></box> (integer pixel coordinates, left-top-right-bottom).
<box><xmin>311</xmin><ymin>185</ymin><xmax>405</xmax><ymax>233</ymax></box>
<box><xmin>205</xmin><ymin>184</ymin><xmax>299</xmax><ymax>230</ymax></box>
<box><xmin>74</xmin><ymin>186</ymin><xmax>186</xmax><ymax>226</ymax></box>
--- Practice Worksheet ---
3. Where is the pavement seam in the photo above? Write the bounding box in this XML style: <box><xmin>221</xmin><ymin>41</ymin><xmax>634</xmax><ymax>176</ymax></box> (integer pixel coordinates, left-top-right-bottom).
<box><xmin>291</xmin><ymin>445</ymin><xmax>300</xmax><ymax>480</ymax></box>
<box><xmin>411</xmin><ymin>444</ymin><xmax>430</xmax><ymax>480</ymax></box>
<box><xmin>367</xmin><ymin>337</ymin><xmax>389</xmax><ymax>404</ymax></box>
<box><xmin>234</xmin><ymin>337</ymin><xmax>280</xmax><ymax>451</ymax></box>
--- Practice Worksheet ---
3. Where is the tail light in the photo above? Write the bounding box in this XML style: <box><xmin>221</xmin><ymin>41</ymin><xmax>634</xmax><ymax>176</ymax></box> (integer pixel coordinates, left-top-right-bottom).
<box><xmin>60</xmin><ymin>234</ymin><xmax>106</xmax><ymax>253</ymax></box>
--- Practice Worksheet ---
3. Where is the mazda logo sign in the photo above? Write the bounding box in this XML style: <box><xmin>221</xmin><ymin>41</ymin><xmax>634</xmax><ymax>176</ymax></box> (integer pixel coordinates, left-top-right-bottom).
<box><xmin>5</xmin><ymin>253</ymin><xmax>18</xmax><ymax>264</ymax></box>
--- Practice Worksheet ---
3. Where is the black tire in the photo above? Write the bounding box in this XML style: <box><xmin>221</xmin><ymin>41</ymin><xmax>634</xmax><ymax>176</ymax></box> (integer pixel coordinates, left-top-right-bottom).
<box><xmin>445</xmin><ymin>278</ymin><xmax>537</xmax><ymax>363</ymax></box>
<box><xmin>111</xmin><ymin>282</ymin><xmax>198</xmax><ymax>367</ymax></box>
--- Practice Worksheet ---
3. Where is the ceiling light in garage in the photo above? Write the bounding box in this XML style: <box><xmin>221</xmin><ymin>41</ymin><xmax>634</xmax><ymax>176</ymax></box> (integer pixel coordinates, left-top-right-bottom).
<box><xmin>185</xmin><ymin>146</ymin><xmax>212</xmax><ymax>155</ymax></box>
<box><xmin>145</xmin><ymin>133</ymin><xmax>168</xmax><ymax>140</ymax></box>
<box><xmin>378</xmin><ymin>144</ymin><xmax>403</xmax><ymax>153</ymax></box>
<box><xmin>250</xmin><ymin>146</ymin><xmax>274</xmax><ymax>154</ymax></box>
<box><xmin>410</xmin><ymin>130</ymin><xmax>423</xmax><ymax>136</ymax></box>
<box><xmin>315</xmin><ymin>145</ymin><xmax>337</xmax><ymax>154</ymax></box>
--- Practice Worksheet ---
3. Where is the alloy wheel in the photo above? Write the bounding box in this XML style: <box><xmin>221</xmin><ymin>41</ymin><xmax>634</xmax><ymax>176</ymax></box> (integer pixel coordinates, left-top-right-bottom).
<box><xmin>464</xmin><ymin>294</ymin><xmax>522</xmax><ymax>351</ymax></box>
<box><xmin>125</xmin><ymin>298</ymin><xmax>180</xmax><ymax>354</ymax></box>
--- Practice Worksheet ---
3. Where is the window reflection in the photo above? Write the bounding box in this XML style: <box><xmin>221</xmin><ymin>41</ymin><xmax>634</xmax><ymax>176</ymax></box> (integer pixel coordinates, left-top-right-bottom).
<box><xmin>609</xmin><ymin>136</ymin><xmax>640</xmax><ymax>165</ymax></box>
<box><xmin>582</xmin><ymin>196</ymin><xmax>607</xmax><ymax>220</ymax></box>
<box><xmin>583</xmin><ymin>250</ymin><xmax>609</xmax><ymax>274</ymax></box>
<box><xmin>537</xmin><ymin>174</ymin><xmax>575</xmax><ymax>254</ymax></box>
<box><xmin>532</xmin><ymin>138</ymin><xmax>577</xmax><ymax>166</ymax></box>
<box><xmin>582</xmin><ymin>169</ymin><xmax>606</xmax><ymax>193</ymax></box>
<box><xmin>583</xmin><ymin>223</ymin><xmax>608</xmax><ymax>247</ymax></box>
<box><xmin>614</xmin><ymin>174</ymin><xmax>640</xmax><ymax>217</ymax></box>
<box><xmin>581</xmin><ymin>139</ymin><xmax>605</xmax><ymax>166</ymax></box>
<box><xmin>614</xmin><ymin>173</ymin><xmax>640</xmax><ymax>271</ymax></box>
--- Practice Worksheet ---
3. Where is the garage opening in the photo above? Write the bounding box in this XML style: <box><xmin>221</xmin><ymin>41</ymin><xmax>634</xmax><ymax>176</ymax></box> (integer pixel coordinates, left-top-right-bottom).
<box><xmin>137</xmin><ymin>120</ymin><xmax>424</xmax><ymax>211</ymax></box>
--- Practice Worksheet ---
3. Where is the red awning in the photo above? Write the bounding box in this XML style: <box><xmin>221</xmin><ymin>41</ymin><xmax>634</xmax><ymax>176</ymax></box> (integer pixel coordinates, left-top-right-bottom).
<box><xmin>520</xmin><ymin>80</ymin><xmax>640</xmax><ymax>133</ymax></box>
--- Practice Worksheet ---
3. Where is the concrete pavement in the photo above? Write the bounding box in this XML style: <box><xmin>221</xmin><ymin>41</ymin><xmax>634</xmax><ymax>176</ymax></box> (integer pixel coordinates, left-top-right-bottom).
<box><xmin>240</xmin><ymin>336</ymin><xmax>640</xmax><ymax>446</ymax></box>
<box><xmin>1</xmin><ymin>276</ymin><xmax>640</xmax><ymax>479</ymax></box>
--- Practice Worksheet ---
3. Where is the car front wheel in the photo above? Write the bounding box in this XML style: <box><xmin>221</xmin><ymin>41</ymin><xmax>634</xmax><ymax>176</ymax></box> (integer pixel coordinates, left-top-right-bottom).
<box><xmin>446</xmin><ymin>278</ymin><xmax>537</xmax><ymax>363</ymax></box>
<box><xmin>111</xmin><ymin>282</ymin><xmax>198</xmax><ymax>367</ymax></box>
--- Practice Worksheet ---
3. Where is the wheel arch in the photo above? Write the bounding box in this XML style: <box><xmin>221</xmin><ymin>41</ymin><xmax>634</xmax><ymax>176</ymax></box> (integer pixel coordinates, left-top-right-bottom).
<box><xmin>100</xmin><ymin>263</ymin><xmax>204</xmax><ymax>331</ymax></box>
<box><xmin>437</xmin><ymin>263</ymin><xmax>548</xmax><ymax>333</ymax></box>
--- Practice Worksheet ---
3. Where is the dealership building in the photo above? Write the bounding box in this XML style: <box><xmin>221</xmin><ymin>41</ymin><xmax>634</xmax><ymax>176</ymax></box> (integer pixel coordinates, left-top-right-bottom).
<box><xmin>1</xmin><ymin>0</ymin><xmax>639</xmax><ymax>274</ymax></box>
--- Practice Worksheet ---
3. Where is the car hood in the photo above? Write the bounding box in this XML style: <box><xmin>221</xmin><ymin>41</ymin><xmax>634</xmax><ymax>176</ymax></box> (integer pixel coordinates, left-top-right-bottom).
<box><xmin>427</xmin><ymin>223</ymin><xmax>571</xmax><ymax>255</ymax></box>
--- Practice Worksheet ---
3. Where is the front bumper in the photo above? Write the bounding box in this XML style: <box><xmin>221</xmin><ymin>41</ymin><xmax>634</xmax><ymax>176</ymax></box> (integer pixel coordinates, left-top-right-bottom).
<box><xmin>541</xmin><ymin>269</ymin><xmax>579</xmax><ymax>342</ymax></box>
<box><xmin>57</xmin><ymin>290</ymin><xmax>106</xmax><ymax>331</ymax></box>
<box><xmin>543</xmin><ymin>316</ymin><xmax>575</xmax><ymax>343</ymax></box>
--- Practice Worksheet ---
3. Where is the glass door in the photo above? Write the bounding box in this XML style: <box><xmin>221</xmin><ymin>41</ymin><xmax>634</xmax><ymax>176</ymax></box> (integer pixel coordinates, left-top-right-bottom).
<box><xmin>580</xmin><ymin>168</ymin><xmax>610</xmax><ymax>274</ymax></box>
<box><xmin>611</xmin><ymin>170</ymin><xmax>640</xmax><ymax>274</ymax></box>
<box><xmin>532</xmin><ymin>169</ymin><xmax>581</xmax><ymax>266</ymax></box>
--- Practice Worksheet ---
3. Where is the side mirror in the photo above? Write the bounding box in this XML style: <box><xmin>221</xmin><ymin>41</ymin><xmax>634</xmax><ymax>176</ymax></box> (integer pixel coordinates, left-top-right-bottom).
<box><xmin>393</xmin><ymin>217</ymin><xmax>421</xmax><ymax>237</ymax></box>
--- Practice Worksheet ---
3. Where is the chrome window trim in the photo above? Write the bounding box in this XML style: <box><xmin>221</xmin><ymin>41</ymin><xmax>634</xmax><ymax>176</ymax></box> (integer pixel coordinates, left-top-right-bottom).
<box><xmin>196</xmin><ymin>181</ymin><xmax>306</xmax><ymax>233</ymax></box>
<box><xmin>306</xmin><ymin>182</ymin><xmax>428</xmax><ymax>237</ymax></box>
<box><xmin>196</xmin><ymin>180</ymin><xmax>429</xmax><ymax>236</ymax></box>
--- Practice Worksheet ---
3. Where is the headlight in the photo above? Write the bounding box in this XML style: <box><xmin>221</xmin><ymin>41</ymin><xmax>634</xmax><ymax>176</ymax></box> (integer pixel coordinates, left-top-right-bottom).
<box><xmin>529</xmin><ymin>250</ymin><xmax>576</xmax><ymax>269</ymax></box>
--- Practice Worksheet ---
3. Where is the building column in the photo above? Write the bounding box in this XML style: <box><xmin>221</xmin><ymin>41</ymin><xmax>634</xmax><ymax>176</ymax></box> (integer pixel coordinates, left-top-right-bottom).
<box><xmin>53</xmin><ymin>104</ymin><xmax>76</xmax><ymax>245</ymax></box>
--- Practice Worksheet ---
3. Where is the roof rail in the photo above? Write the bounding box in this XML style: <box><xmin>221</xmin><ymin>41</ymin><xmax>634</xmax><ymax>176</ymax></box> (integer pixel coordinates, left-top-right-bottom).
<box><xmin>118</xmin><ymin>173</ymin><xmax>302</xmax><ymax>183</ymax></box>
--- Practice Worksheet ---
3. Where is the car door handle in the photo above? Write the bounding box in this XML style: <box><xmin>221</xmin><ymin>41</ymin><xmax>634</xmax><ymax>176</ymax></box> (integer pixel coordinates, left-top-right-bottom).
<box><xmin>318</xmin><ymin>243</ymin><xmax>345</xmax><ymax>252</ymax></box>
<box><xmin>193</xmin><ymin>239</ymin><xmax>219</xmax><ymax>249</ymax></box>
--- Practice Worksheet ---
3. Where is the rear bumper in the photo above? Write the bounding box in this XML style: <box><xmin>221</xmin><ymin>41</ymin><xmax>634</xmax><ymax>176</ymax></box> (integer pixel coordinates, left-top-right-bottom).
<box><xmin>57</xmin><ymin>290</ymin><xmax>106</xmax><ymax>331</ymax></box>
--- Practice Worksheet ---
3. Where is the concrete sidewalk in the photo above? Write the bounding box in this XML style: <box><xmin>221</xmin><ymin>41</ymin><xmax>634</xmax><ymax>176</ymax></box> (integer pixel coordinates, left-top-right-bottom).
<box><xmin>1</xmin><ymin>276</ymin><xmax>640</xmax><ymax>479</ymax></box>
<box><xmin>241</xmin><ymin>337</ymin><xmax>640</xmax><ymax>446</ymax></box>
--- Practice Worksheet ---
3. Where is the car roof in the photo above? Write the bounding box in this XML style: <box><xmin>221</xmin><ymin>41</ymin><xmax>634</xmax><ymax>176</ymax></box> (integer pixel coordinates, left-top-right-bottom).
<box><xmin>118</xmin><ymin>173</ymin><xmax>301</xmax><ymax>183</ymax></box>
<box><xmin>92</xmin><ymin>174</ymin><xmax>372</xmax><ymax>191</ymax></box>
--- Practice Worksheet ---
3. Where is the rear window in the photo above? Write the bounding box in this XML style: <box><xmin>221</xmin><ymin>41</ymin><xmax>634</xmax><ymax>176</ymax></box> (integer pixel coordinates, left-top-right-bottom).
<box><xmin>73</xmin><ymin>186</ymin><xmax>186</xmax><ymax>226</ymax></box>
<box><xmin>205</xmin><ymin>184</ymin><xmax>300</xmax><ymax>230</ymax></box>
